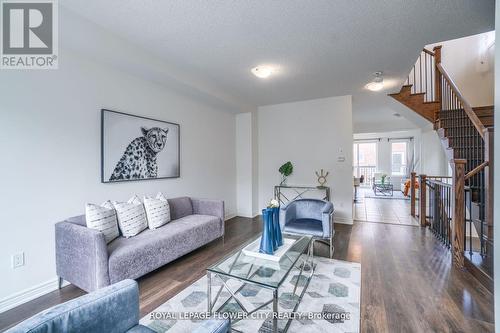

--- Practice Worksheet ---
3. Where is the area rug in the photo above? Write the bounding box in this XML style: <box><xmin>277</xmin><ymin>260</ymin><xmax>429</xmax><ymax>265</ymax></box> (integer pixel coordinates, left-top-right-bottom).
<box><xmin>140</xmin><ymin>257</ymin><xmax>361</xmax><ymax>333</ymax></box>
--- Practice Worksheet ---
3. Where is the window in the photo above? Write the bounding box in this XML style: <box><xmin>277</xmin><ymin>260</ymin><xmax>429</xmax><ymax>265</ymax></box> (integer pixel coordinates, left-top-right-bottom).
<box><xmin>353</xmin><ymin>141</ymin><xmax>377</xmax><ymax>186</ymax></box>
<box><xmin>391</xmin><ymin>141</ymin><xmax>407</xmax><ymax>175</ymax></box>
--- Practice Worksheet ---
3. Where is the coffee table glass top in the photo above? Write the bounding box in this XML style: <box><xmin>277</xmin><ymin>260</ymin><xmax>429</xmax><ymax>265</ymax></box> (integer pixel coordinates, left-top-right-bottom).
<box><xmin>207</xmin><ymin>234</ymin><xmax>312</xmax><ymax>289</ymax></box>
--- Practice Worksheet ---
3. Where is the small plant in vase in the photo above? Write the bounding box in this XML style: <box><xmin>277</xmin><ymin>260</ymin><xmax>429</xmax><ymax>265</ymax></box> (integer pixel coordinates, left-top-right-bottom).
<box><xmin>268</xmin><ymin>199</ymin><xmax>279</xmax><ymax>208</ymax></box>
<box><xmin>279</xmin><ymin>161</ymin><xmax>293</xmax><ymax>185</ymax></box>
<box><xmin>381</xmin><ymin>174</ymin><xmax>388</xmax><ymax>184</ymax></box>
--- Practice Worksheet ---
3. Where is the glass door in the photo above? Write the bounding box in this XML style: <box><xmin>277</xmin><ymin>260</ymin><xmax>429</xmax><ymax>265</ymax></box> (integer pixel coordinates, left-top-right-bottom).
<box><xmin>353</xmin><ymin>141</ymin><xmax>377</xmax><ymax>187</ymax></box>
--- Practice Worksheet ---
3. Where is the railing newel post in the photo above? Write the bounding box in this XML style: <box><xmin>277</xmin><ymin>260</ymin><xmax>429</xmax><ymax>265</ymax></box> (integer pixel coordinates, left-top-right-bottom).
<box><xmin>419</xmin><ymin>174</ymin><xmax>427</xmax><ymax>227</ymax></box>
<box><xmin>410</xmin><ymin>172</ymin><xmax>417</xmax><ymax>217</ymax></box>
<box><xmin>451</xmin><ymin>159</ymin><xmax>466</xmax><ymax>269</ymax></box>
<box><xmin>433</xmin><ymin>45</ymin><xmax>442</xmax><ymax>121</ymax></box>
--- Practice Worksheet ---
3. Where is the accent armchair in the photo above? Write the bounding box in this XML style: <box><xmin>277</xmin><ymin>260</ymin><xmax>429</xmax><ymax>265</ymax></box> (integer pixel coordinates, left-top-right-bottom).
<box><xmin>6</xmin><ymin>279</ymin><xmax>154</xmax><ymax>333</ymax></box>
<box><xmin>6</xmin><ymin>279</ymin><xmax>231</xmax><ymax>333</ymax></box>
<box><xmin>280</xmin><ymin>198</ymin><xmax>334</xmax><ymax>257</ymax></box>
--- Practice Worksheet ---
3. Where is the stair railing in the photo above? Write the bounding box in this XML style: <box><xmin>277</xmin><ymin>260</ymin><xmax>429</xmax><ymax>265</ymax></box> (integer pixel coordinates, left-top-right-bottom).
<box><xmin>432</xmin><ymin>52</ymin><xmax>493</xmax><ymax>272</ymax></box>
<box><xmin>426</xmin><ymin>177</ymin><xmax>453</xmax><ymax>247</ymax></box>
<box><xmin>404</xmin><ymin>48</ymin><xmax>437</xmax><ymax>102</ymax></box>
<box><xmin>436</xmin><ymin>63</ymin><xmax>486</xmax><ymax>138</ymax></box>
<box><xmin>412</xmin><ymin>174</ymin><xmax>452</xmax><ymax>227</ymax></box>
<box><xmin>403</xmin><ymin>45</ymin><xmax>494</xmax><ymax>271</ymax></box>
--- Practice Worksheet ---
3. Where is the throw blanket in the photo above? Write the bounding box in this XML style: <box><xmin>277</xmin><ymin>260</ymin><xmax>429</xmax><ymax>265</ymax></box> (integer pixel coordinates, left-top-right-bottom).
<box><xmin>403</xmin><ymin>179</ymin><xmax>419</xmax><ymax>197</ymax></box>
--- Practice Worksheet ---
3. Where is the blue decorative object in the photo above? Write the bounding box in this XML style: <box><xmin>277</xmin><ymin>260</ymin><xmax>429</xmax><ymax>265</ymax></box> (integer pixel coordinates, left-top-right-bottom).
<box><xmin>272</xmin><ymin>207</ymin><xmax>283</xmax><ymax>247</ymax></box>
<box><xmin>259</xmin><ymin>208</ymin><xmax>275</xmax><ymax>254</ymax></box>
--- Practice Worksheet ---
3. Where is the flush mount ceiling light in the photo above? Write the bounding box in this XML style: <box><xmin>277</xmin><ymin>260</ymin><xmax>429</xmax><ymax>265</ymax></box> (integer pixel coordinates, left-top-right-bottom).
<box><xmin>393</xmin><ymin>112</ymin><xmax>401</xmax><ymax>117</ymax></box>
<box><xmin>251</xmin><ymin>65</ymin><xmax>277</xmax><ymax>79</ymax></box>
<box><xmin>365</xmin><ymin>71</ymin><xmax>384</xmax><ymax>91</ymax></box>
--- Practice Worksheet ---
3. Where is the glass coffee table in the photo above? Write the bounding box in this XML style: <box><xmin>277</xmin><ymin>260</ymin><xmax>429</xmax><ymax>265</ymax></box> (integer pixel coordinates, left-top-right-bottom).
<box><xmin>373</xmin><ymin>182</ymin><xmax>394</xmax><ymax>196</ymax></box>
<box><xmin>207</xmin><ymin>234</ymin><xmax>313</xmax><ymax>333</ymax></box>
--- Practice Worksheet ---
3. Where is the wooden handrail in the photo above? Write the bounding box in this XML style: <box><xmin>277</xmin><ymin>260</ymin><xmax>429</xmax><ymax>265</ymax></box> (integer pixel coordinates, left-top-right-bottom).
<box><xmin>426</xmin><ymin>176</ymin><xmax>452</xmax><ymax>179</ymax></box>
<box><xmin>426</xmin><ymin>179</ymin><xmax>452</xmax><ymax>187</ymax></box>
<box><xmin>465</xmin><ymin>161</ymin><xmax>489</xmax><ymax>180</ymax></box>
<box><xmin>422</xmin><ymin>48</ymin><xmax>435</xmax><ymax>56</ymax></box>
<box><xmin>436</xmin><ymin>63</ymin><xmax>486</xmax><ymax>139</ymax></box>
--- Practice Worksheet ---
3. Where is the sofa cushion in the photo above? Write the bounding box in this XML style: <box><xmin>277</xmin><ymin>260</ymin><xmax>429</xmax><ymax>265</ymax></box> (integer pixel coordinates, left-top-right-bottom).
<box><xmin>167</xmin><ymin>197</ymin><xmax>193</xmax><ymax>220</ymax></box>
<box><xmin>107</xmin><ymin>215</ymin><xmax>221</xmax><ymax>283</ymax></box>
<box><xmin>85</xmin><ymin>201</ymin><xmax>120</xmax><ymax>243</ymax></box>
<box><xmin>113</xmin><ymin>196</ymin><xmax>148</xmax><ymax>238</ymax></box>
<box><xmin>143</xmin><ymin>192</ymin><xmax>171</xmax><ymax>230</ymax></box>
<box><xmin>284</xmin><ymin>218</ymin><xmax>324</xmax><ymax>237</ymax></box>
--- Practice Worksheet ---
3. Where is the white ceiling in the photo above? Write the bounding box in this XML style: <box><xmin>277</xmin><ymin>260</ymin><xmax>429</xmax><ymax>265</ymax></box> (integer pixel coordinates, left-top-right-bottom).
<box><xmin>60</xmin><ymin>0</ymin><xmax>494</xmax><ymax>128</ymax></box>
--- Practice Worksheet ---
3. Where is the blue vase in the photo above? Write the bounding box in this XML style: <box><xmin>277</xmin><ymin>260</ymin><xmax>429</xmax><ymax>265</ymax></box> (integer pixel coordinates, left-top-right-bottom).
<box><xmin>272</xmin><ymin>207</ymin><xmax>283</xmax><ymax>247</ymax></box>
<box><xmin>259</xmin><ymin>208</ymin><xmax>274</xmax><ymax>254</ymax></box>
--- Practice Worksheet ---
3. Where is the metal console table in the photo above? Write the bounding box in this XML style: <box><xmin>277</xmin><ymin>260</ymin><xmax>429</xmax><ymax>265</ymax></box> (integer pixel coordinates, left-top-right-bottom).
<box><xmin>274</xmin><ymin>185</ymin><xmax>331</xmax><ymax>206</ymax></box>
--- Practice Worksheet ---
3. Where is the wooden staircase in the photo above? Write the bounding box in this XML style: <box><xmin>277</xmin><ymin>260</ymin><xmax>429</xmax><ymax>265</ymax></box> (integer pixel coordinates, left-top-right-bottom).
<box><xmin>389</xmin><ymin>85</ymin><xmax>439</xmax><ymax>122</ymax></box>
<box><xmin>391</xmin><ymin>46</ymin><xmax>494</xmax><ymax>291</ymax></box>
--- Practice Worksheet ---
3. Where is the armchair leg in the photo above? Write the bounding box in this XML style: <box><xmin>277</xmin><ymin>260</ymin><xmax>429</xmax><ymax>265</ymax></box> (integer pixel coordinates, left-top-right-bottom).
<box><xmin>57</xmin><ymin>277</ymin><xmax>63</xmax><ymax>289</ymax></box>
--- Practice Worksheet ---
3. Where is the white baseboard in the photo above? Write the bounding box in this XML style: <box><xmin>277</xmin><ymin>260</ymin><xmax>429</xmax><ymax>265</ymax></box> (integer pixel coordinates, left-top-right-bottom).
<box><xmin>334</xmin><ymin>217</ymin><xmax>354</xmax><ymax>225</ymax></box>
<box><xmin>234</xmin><ymin>212</ymin><xmax>259</xmax><ymax>219</ymax></box>
<box><xmin>224</xmin><ymin>213</ymin><xmax>237</xmax><ymax>221</ymax></box>
<box><xmin>0</xmin><ymin>277</ymin><xmax>69</xmax><ymax>314</ymax></box>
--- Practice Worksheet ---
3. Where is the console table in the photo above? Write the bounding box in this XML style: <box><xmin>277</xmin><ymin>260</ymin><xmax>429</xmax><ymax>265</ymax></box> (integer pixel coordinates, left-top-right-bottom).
<box><xmin>274</xmin><ymin>185</ymin><xmax>331</xmax><ymax>206</ymax></box>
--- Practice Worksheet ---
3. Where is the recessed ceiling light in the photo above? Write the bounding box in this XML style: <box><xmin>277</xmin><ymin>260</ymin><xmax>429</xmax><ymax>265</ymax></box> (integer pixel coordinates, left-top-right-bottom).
<box><xmin>251</xmin><ymin>65</ymin><xmax>277</xmax><ymax>79</ymax></box>
<box><xmin>365</xmin><ymin>71</ymin><xmax>384</xmax><ymax>91</ymax></box>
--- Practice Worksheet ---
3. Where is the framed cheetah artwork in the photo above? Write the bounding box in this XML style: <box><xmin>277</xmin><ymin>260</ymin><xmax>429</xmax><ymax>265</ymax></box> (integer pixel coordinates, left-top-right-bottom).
<box><xmin>101</xmin><ymin>109</ymin><xmax>180</xmax><ymax>183</ymax></box>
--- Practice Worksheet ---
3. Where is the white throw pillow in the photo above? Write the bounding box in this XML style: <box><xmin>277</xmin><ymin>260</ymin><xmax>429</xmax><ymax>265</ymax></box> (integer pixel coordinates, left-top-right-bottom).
<box><xmin>143</xmin><ymin>192</ymin><xmax>171</xmax><ymax>229</ymax></box>
<box><xmin>113</xmin><ymin>195</ymin><xmax>148</xmax><ymax>238</ymax></box>
<box><xmin>85</xmin><ymin>201</ymin><xmax>119</xmax><ymax>243</ymax></box>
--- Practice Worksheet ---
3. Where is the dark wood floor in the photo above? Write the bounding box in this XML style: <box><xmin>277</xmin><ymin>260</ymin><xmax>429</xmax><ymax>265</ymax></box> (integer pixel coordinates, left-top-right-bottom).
<box><xmin>0</xmin><ymin>217</ymin><xmax>494</xmax><ymax>332</ymax></box>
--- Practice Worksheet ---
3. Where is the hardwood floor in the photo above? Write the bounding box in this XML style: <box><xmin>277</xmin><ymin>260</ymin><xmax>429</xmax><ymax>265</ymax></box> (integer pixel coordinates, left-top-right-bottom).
<box><xmin>0</xmin><ymin>217</ymin><xmax>494</xmax><ymax>332</ymax></box>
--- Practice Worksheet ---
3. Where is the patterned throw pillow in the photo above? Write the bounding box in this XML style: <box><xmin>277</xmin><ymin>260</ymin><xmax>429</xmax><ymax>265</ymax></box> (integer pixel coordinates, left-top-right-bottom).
<box><xmin>85</xmin><ymin>201</ymin><xmax>120</xmax><ymax>243</ymax></box>
<box><xmin>113</xmin><ymin>195</ymin><xmax>148</xmax><ymax>238</ymax></box>
<box><xmin>143</xmin><ymin>192</ymin><xmax>171</xmax><ymax>230</ymax></box>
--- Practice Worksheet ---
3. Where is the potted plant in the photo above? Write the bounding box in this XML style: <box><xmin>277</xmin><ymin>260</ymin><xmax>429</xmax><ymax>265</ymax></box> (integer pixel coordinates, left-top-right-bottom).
<box><xmin>279</xmin><ymin>161</ymin><xmax>293</xmax><ymax>185</ymax></box>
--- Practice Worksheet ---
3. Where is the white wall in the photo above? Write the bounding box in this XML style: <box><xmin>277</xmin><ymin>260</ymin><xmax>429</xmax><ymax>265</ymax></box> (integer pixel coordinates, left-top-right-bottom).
<box><xmin>493</xmin><ymin>0</ymin><xmax>499</xmax><ymax>328</ymax></box>
<box><xmin>251</xmin><ymin>111</ymin><xmax>260</xmax><ymax>216</ymax></box>
<box><xmin>236</xmin><ymin>113</ymin><xmax>253</xmax><ymax>217</ymax></box>
<box><xmin>0</xmin><ymin>49</ymin><xmax>237</xmax><ymax>308</ymax></box>
<box><xmin>258</xmin><ymin>96</ymin><xmax>353</xmax><ymax>224</ymax></box>
<box><xmin>428</xmin><ymin>31</ymin><xmax>495</xmax><ymax>107</ymax></box>
<box><xmin>419</xmin><ymin>127</ymin><xmax>451</xmax><ymax>176</ymax></box>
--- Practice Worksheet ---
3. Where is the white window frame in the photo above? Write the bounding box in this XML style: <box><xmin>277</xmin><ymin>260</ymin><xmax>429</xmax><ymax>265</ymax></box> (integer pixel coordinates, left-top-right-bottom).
<box><xmin>390</xmin><ymin>140</ymin><xmax>408</xmax><ymax>176</ymax></box>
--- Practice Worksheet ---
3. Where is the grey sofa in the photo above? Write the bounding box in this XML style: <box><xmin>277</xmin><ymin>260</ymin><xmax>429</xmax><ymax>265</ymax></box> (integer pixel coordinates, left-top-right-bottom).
<box><xmin>6</xmin><ymin>279</ymin><xmax>230</xmax><ymax>333</ymax></box>
<box><xmin>56</xmin><ymin>197</ymin><xmax>224</xmax><ymax>292</ymax></box>
<box><xmin>6</xmin><ymin>279</ymin><xmax>154</xmax><ymax>333</ymax></box>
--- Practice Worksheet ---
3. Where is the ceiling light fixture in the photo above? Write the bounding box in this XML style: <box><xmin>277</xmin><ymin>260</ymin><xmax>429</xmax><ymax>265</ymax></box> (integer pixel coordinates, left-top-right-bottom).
<box><xmin>251</xmin><ymin>65</ymin><xmax>276</xmax><ymax>79</ymax></box>
<box><xmin>365</xmin><ymin>71</ymin><xmax>384</xmax><ymax>91</ymax></box>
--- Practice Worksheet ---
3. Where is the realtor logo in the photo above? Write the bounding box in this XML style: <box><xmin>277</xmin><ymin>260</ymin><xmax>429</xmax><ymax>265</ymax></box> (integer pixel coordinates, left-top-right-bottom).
<box><xmin>1</xmin><ymin>0</ymin><xmax>58</xmax><ymax>69</ymax></box>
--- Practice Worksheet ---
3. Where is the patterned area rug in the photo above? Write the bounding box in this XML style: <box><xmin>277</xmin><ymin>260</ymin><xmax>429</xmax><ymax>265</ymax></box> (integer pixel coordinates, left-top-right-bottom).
<box><xmin>140</xmin><ymin>257</ymin><xmax>360</xmax><ymax>332</ymax></box>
